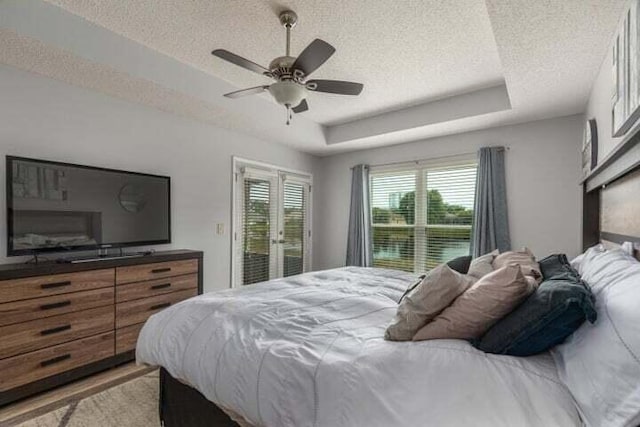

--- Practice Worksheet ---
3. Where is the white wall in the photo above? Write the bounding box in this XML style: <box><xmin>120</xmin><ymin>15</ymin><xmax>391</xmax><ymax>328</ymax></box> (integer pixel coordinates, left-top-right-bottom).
<box><xmin>314</xmin><ymin>115</ymin><xmax>584</xmax><ymax>270</ymax></box>
<box><xmin>0</xmin><ymin>65</ymin><xmax>318</xmax><ymax>292</ymax></box>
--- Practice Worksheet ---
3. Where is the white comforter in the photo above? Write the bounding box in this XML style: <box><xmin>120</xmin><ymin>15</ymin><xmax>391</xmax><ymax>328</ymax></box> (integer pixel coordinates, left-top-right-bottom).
<box><xmin>137</xmin><ymin>267</ymin><xmax>581</xmax><ymax>427</ymax></box>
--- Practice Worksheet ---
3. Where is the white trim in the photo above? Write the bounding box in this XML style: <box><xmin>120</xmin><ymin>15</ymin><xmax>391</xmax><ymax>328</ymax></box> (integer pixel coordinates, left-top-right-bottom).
<box><xmin>368</xmin><ymin>152</ymin><xmax>477</xmax><ymax>174</ymax></box>
<box><xmin>233</xmin><ymin>156</ymin><xmax>313</xmax><ymax>180</ymax></box>
<box><xmin>231</xmin><ymin>156</ymin><xmax>313</xmax><ymax>288</ymax></box>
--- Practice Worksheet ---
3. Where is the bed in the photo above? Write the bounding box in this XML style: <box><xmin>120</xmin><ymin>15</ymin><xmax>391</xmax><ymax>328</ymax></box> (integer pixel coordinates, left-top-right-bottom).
<box><xmin>138</xmin><ymin>127</ymin><xmax>640</xmax><ymax>427</ymax></box>
<box><xmin>137</xmin><ymin>267</ymin><xmax>580</xmax><ymax>426</ymax></box>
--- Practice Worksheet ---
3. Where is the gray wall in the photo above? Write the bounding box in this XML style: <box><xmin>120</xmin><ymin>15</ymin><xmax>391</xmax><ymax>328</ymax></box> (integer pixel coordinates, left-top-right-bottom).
<box><xmin>0</xmin><ymin>62</ymin><xmax>586</xmax><ymax>288</ymax></box>
<box><xmin>0</xmin><ymin>64</ymin><xmax>318</xmax><ymax>292</ymax></box>
<box><xmin>314</xmin><ymin>115</ymin><xmax>584</xmax><ymax>270</ymax></box>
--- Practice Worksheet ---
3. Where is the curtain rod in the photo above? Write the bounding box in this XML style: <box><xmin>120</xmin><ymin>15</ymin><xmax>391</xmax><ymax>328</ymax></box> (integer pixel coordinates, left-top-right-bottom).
<box><xmin>350</xmin><ymin>146</ymin><xmax>510</xmax><ymax>170</ymax></box>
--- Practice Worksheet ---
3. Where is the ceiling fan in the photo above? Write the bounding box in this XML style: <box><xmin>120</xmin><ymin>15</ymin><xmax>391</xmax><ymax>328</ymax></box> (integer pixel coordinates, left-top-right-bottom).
<box><xmin>212</xmin><ymin>10</ymin><xmax>364</xmax><ymax>125</ymax></box>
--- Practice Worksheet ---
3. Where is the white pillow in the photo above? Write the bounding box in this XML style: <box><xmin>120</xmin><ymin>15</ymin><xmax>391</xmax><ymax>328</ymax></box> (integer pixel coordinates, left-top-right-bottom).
<box><xmin>552</xmin><ymin>248</ymin><xmax>640</xmax><ymax>427</ymax></box>
<box><xmin>572</xmin><ymin>243</ymin><xmax>605</xmax><ymax>275</ymax></box>
<box><xmin>569</xmin><ymin>253</ymin><xmax>584</xmax><ymax>271</ymax></box>
<box><xmin>580</xmin><ymin>248</ymin><xmax>635</xmax><ymax>296</ymax></box>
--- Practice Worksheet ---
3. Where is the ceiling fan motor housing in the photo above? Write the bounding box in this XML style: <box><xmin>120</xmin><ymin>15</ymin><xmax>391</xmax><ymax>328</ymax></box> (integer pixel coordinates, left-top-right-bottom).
<box><xmin>268</xmin><ymin>56</ymin><xmax>302</xmax><ymax>81</ymax></box>
<box><xmin>268</xmin><ymin>81</ymin><xmax>307</xmax><ymax>107</ymax></box>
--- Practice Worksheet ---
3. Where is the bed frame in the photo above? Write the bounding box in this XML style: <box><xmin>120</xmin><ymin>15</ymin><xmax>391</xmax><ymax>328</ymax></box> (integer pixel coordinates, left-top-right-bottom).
<box><xmin>582</xmin><ymin>120</ymin><xmax>640</xmax><ymax>255</ymax></box>
<box><xmin>159</xmin><ymin>368</ymin><xmax>239</xmax><ymax>427</ymax></box>
<box><xmin>159</xmin><ymin>123</ymin><xmax>640</xmax><ymax>427</ymax></box>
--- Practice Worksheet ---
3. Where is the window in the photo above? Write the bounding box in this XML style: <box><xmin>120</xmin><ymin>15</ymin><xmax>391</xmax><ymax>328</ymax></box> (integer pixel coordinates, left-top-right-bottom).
<box><xmin>370</xmin><ymin>159</ymin><xmax>477</xmax><ymax>272</ymax></box>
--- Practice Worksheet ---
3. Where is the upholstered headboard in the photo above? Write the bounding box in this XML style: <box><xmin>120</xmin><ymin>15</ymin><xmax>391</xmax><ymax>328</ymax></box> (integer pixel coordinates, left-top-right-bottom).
<box><xmin>583</xmin><ymin>122</ymin><xmax>640</xmax><ymax>255</ymax></box>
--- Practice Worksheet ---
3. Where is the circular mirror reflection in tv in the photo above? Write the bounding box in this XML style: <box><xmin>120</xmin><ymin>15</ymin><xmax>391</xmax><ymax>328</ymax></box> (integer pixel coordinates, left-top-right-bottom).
<box><xmin>119</xmin><ymin>184</ymin><xmax>147</xmax><ymax>213</ymax></box>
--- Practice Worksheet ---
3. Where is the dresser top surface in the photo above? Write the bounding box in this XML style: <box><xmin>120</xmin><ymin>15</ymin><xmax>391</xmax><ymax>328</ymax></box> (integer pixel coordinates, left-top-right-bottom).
<box><xmin>0</xmin><ymin>250</ymin><xmax>203</xmax><ymax>280</ymax></box>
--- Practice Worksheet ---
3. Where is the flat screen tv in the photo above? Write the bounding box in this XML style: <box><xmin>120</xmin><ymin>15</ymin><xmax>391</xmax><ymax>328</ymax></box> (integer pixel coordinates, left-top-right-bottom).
<box><xmin>6</xmin><ymin>156</ymin><xmax>170</xmax><ymax>256</ymax></box>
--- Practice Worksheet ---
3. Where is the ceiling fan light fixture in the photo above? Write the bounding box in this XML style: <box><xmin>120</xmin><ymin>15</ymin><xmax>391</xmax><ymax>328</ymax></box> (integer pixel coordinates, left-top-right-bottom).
<box><xmin>268</xmin><ymin>81</ymin><xmax>307</xmax><ymax>108</ymax></box>
<box><xmin>212</xmin><ymin>9</ymin><xmax>363</xmax><ymax>125</ymax></box>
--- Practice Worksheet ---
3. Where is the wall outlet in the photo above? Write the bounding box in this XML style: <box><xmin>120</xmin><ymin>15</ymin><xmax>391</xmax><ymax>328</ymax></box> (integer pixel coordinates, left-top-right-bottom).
<box><xmin>216</xmin><ymin>223</ymin><xmax>225</xmax><ymax>235</ymax></box>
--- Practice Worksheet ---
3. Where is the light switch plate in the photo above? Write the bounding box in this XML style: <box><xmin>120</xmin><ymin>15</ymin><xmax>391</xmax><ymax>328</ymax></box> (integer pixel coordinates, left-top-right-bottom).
<box><xmin>216</xmin><ymin>223</ymin><xmax>224</xmax><ymax>235</ymax></box>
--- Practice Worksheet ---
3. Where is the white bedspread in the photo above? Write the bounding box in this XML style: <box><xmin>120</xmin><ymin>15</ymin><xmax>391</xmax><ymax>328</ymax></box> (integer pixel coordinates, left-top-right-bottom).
<box><xmin>136</xmin><ymin>267</ymin><xmax>581</xmax><ymax>427</ymax></box>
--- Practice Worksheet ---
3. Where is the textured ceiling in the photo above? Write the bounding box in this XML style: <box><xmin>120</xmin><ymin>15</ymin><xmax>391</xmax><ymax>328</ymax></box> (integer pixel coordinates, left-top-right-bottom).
<box><xmin>43</xmin><ymin>0</ymin><xmax>505</xmax><ymax>125</ymax></box>
<box><xmin>0</xmin><ymin>0</ymin><xmax>630</xmax><ymax>155</ymax></box>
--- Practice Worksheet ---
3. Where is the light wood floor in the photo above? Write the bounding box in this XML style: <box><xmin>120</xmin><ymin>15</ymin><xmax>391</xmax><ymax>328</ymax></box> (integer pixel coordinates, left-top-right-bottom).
<box><xmin>0</xmin><ymin>363</ymin><xmax>154</xmax><ymax>427</ymax></box>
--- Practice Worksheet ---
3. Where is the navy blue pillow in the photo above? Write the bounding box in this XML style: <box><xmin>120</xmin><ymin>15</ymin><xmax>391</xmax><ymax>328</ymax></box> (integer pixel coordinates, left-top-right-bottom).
<box><xmin>446</xmin><ymin>255</ymin><xmax>472</xmax><ymax>274</ymax></box>
<box><xmin>473</xmin><ymin>254</ymin><xmax>597</xmax><ymax>356</ymax></box>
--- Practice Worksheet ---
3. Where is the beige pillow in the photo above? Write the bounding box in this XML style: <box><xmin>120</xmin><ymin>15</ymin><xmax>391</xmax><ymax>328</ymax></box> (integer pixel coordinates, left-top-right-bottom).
<box><xmin>467</xmin><ymin>249</ymin><xmax>499</xmax><ymax>279</ymax></box>
<box><xmin>385</xmin><ymin>264</ymin><xmax>475</xmax><ymax>341</ymax></box>
<box><xmin>412</xmin><ymin>265</ymin><xmax>535</xmax><ymax>341</ymax></box>
<box><xmin>493</xmin><ymin>247</ymin><xmax>542</xmax><ymax>283</ymax></box>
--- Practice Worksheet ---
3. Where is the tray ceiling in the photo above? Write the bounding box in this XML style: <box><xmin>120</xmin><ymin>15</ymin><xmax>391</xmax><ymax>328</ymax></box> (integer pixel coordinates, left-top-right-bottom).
<box><xmin>44</xmin><ymin>0</ymin><xmax>505</xmax><ymax>125</ymax></box>
<box><xmin>0</xmin><ymin>0</ymin><xmax>629</xmax><ymax>155</ymax></box>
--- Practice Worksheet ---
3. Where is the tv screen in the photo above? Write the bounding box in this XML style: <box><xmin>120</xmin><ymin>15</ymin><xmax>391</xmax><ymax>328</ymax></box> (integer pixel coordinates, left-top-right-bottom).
<box><xmin>7</xmin><ymin>156</ymin><xmax>170</xmax><ymax>255</ymax></box>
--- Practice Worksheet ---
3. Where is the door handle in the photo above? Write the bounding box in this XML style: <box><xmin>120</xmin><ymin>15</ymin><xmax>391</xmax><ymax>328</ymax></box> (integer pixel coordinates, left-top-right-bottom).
<box><xmin>271</xmin><ymin>239</ymin><xmax>286</xmax><ymax>244</ymax></box>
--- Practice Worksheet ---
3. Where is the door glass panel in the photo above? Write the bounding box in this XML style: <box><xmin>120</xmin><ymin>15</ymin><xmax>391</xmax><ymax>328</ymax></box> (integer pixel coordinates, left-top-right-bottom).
<box><xmin>283</xmin><ymin>181</ymin><xmax>305</xmax><ymax>277</ymax></box>
<box><xmin>243</xmin><ymin>178</ymin><xmax>271</xmax><ymax>285</ymax></box>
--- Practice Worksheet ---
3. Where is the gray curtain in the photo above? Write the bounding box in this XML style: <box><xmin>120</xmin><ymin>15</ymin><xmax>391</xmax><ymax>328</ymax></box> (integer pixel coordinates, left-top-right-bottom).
<box><xmin>346</xmin><ymin>164</ymin><xmax>373</xmax><ymax>266</ymax></box>
<box><xmin>471</xmin><ymin>147</ymin><xmax>511</xmax><ymax>257</ymax></box>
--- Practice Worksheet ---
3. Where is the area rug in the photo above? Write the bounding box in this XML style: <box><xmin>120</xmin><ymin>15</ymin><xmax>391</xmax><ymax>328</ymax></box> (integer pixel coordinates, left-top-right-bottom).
<box><xmin>17</xmin><ymin>371</ymin><xmax>159</xmax><ymax>427</ymax></box>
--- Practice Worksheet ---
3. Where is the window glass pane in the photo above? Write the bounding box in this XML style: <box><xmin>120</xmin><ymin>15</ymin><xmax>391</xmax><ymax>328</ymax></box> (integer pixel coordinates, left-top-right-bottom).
<box><xmin>370</xmin><ymin>172</ymin><xmax>416</xmax><ymax>272</ymax></box>
<box><xmin>422</xmin><ymin>165</ymin><xmax>477</xmax><ymax>270</ymax></box>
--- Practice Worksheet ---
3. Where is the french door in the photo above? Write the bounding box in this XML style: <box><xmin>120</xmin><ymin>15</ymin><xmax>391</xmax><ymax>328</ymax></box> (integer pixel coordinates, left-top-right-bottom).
<box><xmin>233</xmin><ymin>161</ymin><xmax>311</xmax><ymax>286</ymax></box>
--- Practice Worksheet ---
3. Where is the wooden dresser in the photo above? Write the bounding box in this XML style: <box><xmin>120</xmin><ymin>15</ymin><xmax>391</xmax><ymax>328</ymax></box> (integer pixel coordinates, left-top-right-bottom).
<box><xmin>0</xmin><ymin>250</ymin><xmax>202</xmax><ymax>406</ymax></box>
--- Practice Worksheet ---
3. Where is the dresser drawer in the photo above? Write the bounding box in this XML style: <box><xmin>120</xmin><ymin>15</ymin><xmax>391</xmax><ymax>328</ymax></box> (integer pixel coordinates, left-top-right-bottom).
<box><xmin>0</xmin><ymin>306</ymin><xmax>114</xmax><ymax>359</ymax></box>
<box><xmin>115</xmin><ymin>323</ymin><xmax>145</xmax><ymax>354</ymax></box>
<box><xmin>116</xmin><ymin>259</ymin><xmax>198</xmax><ymax>285</ymax></box>
<box><xmin>116</xmin><ymin>274</ymin><xmax>197</xmax><ymax>303</ymax></box>
<box><xmin>116</xmin><ymin>288</ymin><xmax>197</xmax><ymax>329</ymax></box>
<box><xmin>0</xmin><ymin>287</ymin><xmax>114</xmax><ymax>327</ymax></box>
<box><xmin>0</xmin><ymin>269</ymin><xmax>114</xmax><ymax>304</ymax></box>
<box><xmin>0</xmin><ymin>331</ymin><xmax>114</xmax><ymax>392</ymax></box>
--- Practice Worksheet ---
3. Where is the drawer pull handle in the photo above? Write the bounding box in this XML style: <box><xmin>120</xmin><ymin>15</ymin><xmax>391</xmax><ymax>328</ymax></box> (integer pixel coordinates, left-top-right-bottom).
<box><xmin>40</xmin><ymin>324</ymin><xmax>71</xmax><ymax>336</ymax></box>
<box><xmin>151</xmin><ymin>283</ymin><xmax>172</xmax><ymax>290</ymax></box>
<box><xmin>150</xmin><ymin>302</ymin><xmax>171</xmax><ymax>311</ymax></box>
<box><xmin>40</xmin><ymin>300</ymin><xmax>72</xmax><ymax>311</ymax></box>
<box><xmin>151</xmin><ymin>267</ymin><xmax>172</xmax><ymax>274</ymax></box>
<box><xmin>41</xmin><ymin>281</ymin><xmax>71</xmax><ymax>290</ymax></box>
<box><xmin>40</xmin><ymin>354</ymin><xmax>71</xmax><ymax>367</ymax></box>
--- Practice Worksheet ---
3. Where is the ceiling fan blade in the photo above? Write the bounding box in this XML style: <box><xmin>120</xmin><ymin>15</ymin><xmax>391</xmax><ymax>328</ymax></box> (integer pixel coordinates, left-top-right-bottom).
<box><xmin>306</xmin><ymin>79</ymin><xmax>363</xmax><ymax>95</ymax></box>
<box><xmin>223</xmin><ymin>85</ymin><xmax>270</xmax><ymax>99</ymax></box>
<box><xmin>292</xmin><ymin>39</ymin><xmax>336</xmax><ymax>77</ymax></box>
<box><xmin>212</xmin><ymin>49</ymin><xmax>269</xmax><ymax>75</ymax></box>
<box><xmin>292</xmin><ymin>99</ymin><xmax>309</xmax><ymax>114</ymax></box>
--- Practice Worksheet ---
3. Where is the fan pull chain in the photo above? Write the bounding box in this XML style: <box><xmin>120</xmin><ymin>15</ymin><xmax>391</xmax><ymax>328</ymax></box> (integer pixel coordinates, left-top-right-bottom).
<box><xmin>286</xmin><ymin>105</ymin><xmax>292</xmax><ymax>125</ymax></box>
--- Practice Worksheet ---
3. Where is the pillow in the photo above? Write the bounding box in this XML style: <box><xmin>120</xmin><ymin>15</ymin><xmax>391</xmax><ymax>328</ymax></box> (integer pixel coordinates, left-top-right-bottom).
<box><xmin>473</xmin><ymin>254</ymin><xmax>596</xmax><ymax>356</ymax></box>
<box><xmin>540</xmin><ymin>253</ymin><xmax>574</xmax><ymax>280</ymax></box>
<box><xmin>552</xmin><ymin>248</ymin><xmax>640</xmax><ymax>427</ymax></box>
<box><xmin>385</xmin><ymin>265</ymin><xmax>475</xmax><ymax>341</ymax></box>
<box><xmin>412</xmin><ymin>265</ymin><xmax>535</xmax><ymax>341</ymax></box>
<box><xmin>572</xmin><ymin>243</ymin><xmax>605</xmax><ymax>275</ymax></box>
<box><xmin>446</xmin><ymin>255</ymin><xmax>472</xmax><ymax>274</ymax></box>
<box><xmin>579</xmin><ymin>247</ymin><xmax>634</xmax><ymax>296</ymax></box>
<box><xmin>467</xmin><ymin>249</ymin><xmax>499</xmax><ymax>279</ymax></box>
<box><xmin>569</xmin><ymin>253</ymin><xmax>584</xmax><ymax>271</ymax></box>
<box><xmin>492</xmin><ymin>247</ymin><xmax>542</xmax><ymax>283</ymax></box>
